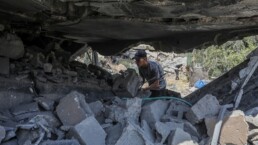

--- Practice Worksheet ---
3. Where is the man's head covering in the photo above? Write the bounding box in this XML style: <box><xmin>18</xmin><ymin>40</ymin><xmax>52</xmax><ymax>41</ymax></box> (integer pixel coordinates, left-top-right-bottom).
<box><xmin>133</xmin><ymin>49</ymin><xmax>147</xmax><ymax>59</ymax></box>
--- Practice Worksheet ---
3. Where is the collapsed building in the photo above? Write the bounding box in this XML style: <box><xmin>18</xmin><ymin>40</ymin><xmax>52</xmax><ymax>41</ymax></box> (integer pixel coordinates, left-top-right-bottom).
<box><xmin>0</xmin><ymin>0</ymin><xmax>258</xmax><ymax>145</ymax></box>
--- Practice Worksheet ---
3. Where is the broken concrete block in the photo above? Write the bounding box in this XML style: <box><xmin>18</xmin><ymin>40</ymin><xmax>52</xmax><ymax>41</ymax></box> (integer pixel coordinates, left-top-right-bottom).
<box><xmin>105</xmin><ymin>123</ymin><xmax>123</xmax><ymax>145</ymax></box>
<box><xmin>248</xmin><ymin>129</ymin><xmax>258</xmax><ymax>141</ymax></box>
<box><xmin>245</xmin><ymin>107</ymin><xmax>258</xmax><ymax>116</ymax></box>
<box><xmin>141</xmin><ymin>100</ymin><xmax>169</xmax><ymax>128</ymax></box>
<box><xmin>89</xmin><ymin>100</ymin><xmax>104</xmax><ymax>116</ymax></box>
<box><xmin>183</xmin><ymin>121</ymin><xmax>200</xmax><ymax>141</ymax></box>
<box><xmin>106</xmin><ymin>97</ymin><xmax>142</xmax><ymax>124</ymax></box>
<box><xmin>166</xmin><ymin>101</ymin><xmax>190</xmax><ymax>119</ymax></box>
<box><xmin>204</xmin><ymin>116</ymin><xmax>217</xmax><ymax>137</ymax></box>
<box><xmin>186</xmin><ymin>94</ymin><xmax>220</xmax><ymax>124</ymax></box>
<box><xmin>245</xmin><ymin>115</ymin><xmax>258</xmax><ymax>130</ymax></box>
<box><xmin>112</xmin><ymin>69</ymin><xmax>141</xmax><ymax>97</ymax></box>
<box><xmin>4</xmin><ymin>130</ymin><xmax>16</xmax><ymax>142</ymax></box>
<box><xmin>56</xmin><ymin>91</ymin><xmax>93</xmax><ymax>126</ymax></box>
<box><xmin>0</xmin><ymin>125</ymin><xmax>6</xmax><ymax>143</ymax></box>
<box><xmin>41</xmin><ymin>139</ymin><xmax>80</xmax><ymax>145</ymax></box>
<box><xmin>155</xmin><ymin>121</ymin><xmax>184</xmax><ymax>144</ymax></box>
<box><xmin>69</xmin><ymin>116</ymin><xmax>106</xmax><ymax>145</ymax></box>
<box><xmin>168</xmin><ymin>128</ymin><xmax>192</xmax><ymax>145</ymax></box>
<box><xmin>34</xmin><ymin>97</ymin><xmax>55</xmax><ymax>111</ymax></box>
<box><xmin>219</xmin><ymin>110</ymin><xmax>249</xmax><ymax>145</ymax></box>
<box><xmin>11</xmin><ymin>102</ymin><xmax>40</xmax><ymax>116</ymax></box>
<box><xmin>115</xmin><ymin>124</ymin><xmax>145</xmax><ymax>145</ymax></box>
<box><xmin>0</xmin><ymin>57</ymin><xmax>9</xmax><ymax>75</ymax></box>
<box><xmin>141</xmin><ymin>120</ymin><xmax>155</xmax><ymax>143</ymax></box>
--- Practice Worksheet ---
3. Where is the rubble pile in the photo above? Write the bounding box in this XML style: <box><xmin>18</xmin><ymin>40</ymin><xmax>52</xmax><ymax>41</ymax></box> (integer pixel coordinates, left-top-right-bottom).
<box><xmin>6</xmin><ymin>50</ymin><xmax>112</xmax><ymax>86</ymax></box>
<box><xmin>0</xmin><ymin>90</ymin><xmax>257</xmax><ymax>145</ymax></box>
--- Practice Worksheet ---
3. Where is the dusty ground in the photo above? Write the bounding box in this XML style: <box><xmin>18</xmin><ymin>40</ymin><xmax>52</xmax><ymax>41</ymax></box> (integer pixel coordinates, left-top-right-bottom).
<box><xmin>165</xmin><ymin>73</ymin><xmax>193</xmax><ymax>97</ymax></box>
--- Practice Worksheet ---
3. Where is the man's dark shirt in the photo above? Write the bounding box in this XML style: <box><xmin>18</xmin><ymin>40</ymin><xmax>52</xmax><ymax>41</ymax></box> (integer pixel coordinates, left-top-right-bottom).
<box><xmin>139</xmin><ymin>61</ymin><xmax>166</xmax><ymax>90</ymax></box>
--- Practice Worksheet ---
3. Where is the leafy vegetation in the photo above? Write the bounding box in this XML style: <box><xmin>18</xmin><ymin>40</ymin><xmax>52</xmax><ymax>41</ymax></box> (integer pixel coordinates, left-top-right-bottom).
<box><xmin>192</xmin><ymin>36</ymin><xmax>258</xmax><ymax>78</ymax></box>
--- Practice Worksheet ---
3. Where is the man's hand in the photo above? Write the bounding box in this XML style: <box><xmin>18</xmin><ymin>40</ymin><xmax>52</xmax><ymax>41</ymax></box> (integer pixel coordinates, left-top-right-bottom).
<box><xmin>142</xmin><ymin>80</ymin><xmax>160</xmax><ymax>91</ymax></box>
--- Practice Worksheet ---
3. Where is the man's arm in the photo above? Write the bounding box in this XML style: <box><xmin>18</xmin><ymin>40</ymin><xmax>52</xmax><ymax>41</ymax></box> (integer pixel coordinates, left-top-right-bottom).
<box><xmin>142</xmin><ymin>80</ymin><xmax>160</xmax><ymax>91</ymax></box>
<box><xmin>142</xmin><ymin>64</ymin><xmax>161</xmax><ymax>91</ymax></box>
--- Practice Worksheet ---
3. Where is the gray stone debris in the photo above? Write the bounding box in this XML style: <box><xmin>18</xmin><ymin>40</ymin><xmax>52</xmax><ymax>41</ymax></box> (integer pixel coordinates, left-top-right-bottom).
<box><xmin>245</xmin><ymin>115</ymin><xmax>258</xmax><ymax>130</ymax></box>
<box><xmin>112</xmin><ymin>69</ymin><xmax>141</xmax><ymax>97</ymax></box>
<box><xmin>0</xmin><ymin>88</ymin><xmax>215</xmax><ymax>145</ymax></box>
<box><xmin>141</xmin><ymin>100</ymin><xmax>169</xmax><ymax>128</ymax></box>
<box><xmin>155</xmin><ymin>121</ymin><xmax>184</xmax><ymax>144</ymax></box>
<box><xmin>69</xmin><ymin>116</ymin><xmax>106</xmax><ymax>145</ymax></box>
<box><xmin>141</xmin><ymin>120</ymin><xmax>155</xmax><ymax>143</ymax></box>
<box><xmin>34</xmin><ymin>97</ymin><xmax>55</xmax><ymax>111</ymax></box>
<box><xmin>166</xmin><ymin>101</ymin><xmax>190</xmax><ymax>119</ymax></box>
<box><xmin>56</xmin><ymin>91</ymin><xmax>93</xmax><ymax>126</ymax></box>
<box><xmin>105</xmin><ymin>123</ymin><xmax>123</xmax><ymax>145</ymax></box>
<box><xmin>89</xmin><ymin>100</ymin><xmax>104</xmax><ymax>116</ymax></box>
<box><xmin>168</xmin><ymin>128</ymin><xmax>193</xmax><ymax>145</ymax></box>
<box><xmin>106</xmin><ymin>97</ymin><xmax>142</xmax><ymax>124</ymax></box>
<box><xmin>115</xmin><ymin>123</ymin><xmax>145</xmax><ymax>145</ymax></box>
<box><xmin>11</xmin><ymin>102</ymin><xmax>40</xmax><ymax>116</ymax></box>
<box><xmin>248</xmin><ymin>129</ymin><xmax>258</xmax><ymax>141</ymax></box>
<box><xmin>186</xmin><ymin>94</ymin><xmax>221</xmax><ymax>124</ymax></box>
<box><xmin>245</xmin><ymin>107</ymin><xmax>258</xmax><ymax>116</ymax></box>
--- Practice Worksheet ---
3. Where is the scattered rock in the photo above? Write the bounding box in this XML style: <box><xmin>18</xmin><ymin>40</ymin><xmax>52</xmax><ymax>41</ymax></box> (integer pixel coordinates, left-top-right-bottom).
<box><xmin>56</xmin><ymin>91</ymin><xmax>93</xmax><ymax>126</ymax></box>
<box><xmin>168</xmin><ymin>128</ymin><xmax>192</xmax><ymax>145</ymax></box>
<box><xmin>69</xmin><ymin>116</ymin><xmax>106</xmax><ymax>145</ymax></box>
<box><xmin>204</xmin><ymin>116</ymin><xmax>217</xmax><ymax>137</ymax></box>
<box><xmin>141</xmin><ymin>120</ymin><xmax>155</xmax><ymax>143</ymax></box>
<box><xmin>106</xmin><ymin>97</ymin><xmax>142</xmax><ymax>124</ymax></box>
<box><xmin>34</xmin><ymin>97</ymin><xmax>55</xmax><ymax>111</ymax></box>
<box><xmin>245</xmin><ymin>115</ymin><xmax>258</xmax><ymax>130</ymax></box>
<box><xmin>248</xmin><ymin>129</ymin><xmax>258</xmax><ymax>141</ymax></box>
<box><xmin>166</xmin><ymin>101</ymin><xmax>190</xmax><ymax>119</ymax></box>
<box><xmin>11</xmin><ymin>102</ymin><xmax>40</xmax><ymax>116</ymax></box>
<box><xmin>141</xmin><ymin>100</ymin><xmax>169</xmax><ymax>128</ymax></box>
<box><xmin>105</xmin><ymin>123</ymin><xmax>123</xmax><ymax>145</ymax></box>
<box><xmin>89</xmin><ymin>101</ymin><xmax>104</xmax><ymax>116</ymax></box>
<box><xmin>219</xmin><ymin>110</ymin><xmax>249</xmax><ymax>145</ymax></box>
<box><xmin>155</xmin><ymin>121</ymin><xmax>184</xmax><ymax>144</ymax></box>
<box><xmin>186</xmin><ymin>94</ymin><xmax>220</xmax><ymax>124</ymax></box>
<box><xmin>115</xmin><ymin>124</ymin><xmax>145</xmax><ymax>145</ymax></box>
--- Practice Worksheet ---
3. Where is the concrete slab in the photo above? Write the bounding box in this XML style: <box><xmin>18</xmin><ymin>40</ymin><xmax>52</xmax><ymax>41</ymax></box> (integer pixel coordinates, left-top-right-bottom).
<box><xmin>186</xmin><ymin>94</ymin><xmax>220</xmax><ymax>124</ymax></box>
<box><xmin>11</xmin><ymin>102</ymin><xmax>39</xmax><ymax>116</ymax></box>
<box><xmin>105</xmin><ymin>123</ymin><xmax>123</xmax><ymax>145</ymax></box>
<box><xmin>168</xmin><ymin>128</ymin><xmax>192</xmax><ymax>145</ymax></box>
<box><xmin>69</xmin><ymin>116</ymin><xmax>106</xmax><ymax>145</ymax></box>
<box><xmin>56</xmin><ymin>91</ymin><xmax>93</xmax><ymax>126</ymax></box>
<box><xmin>141</xmin><ymin>100</ymin><xmax>169</xmax><ymax>128</ymax></box>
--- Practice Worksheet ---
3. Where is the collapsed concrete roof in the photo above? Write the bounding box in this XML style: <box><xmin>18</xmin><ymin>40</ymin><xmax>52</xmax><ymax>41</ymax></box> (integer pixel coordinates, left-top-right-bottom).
<box><xmin>0</xmin><ymin>0</ymin><xmax>258</xmax><ymax>55</ymax></box>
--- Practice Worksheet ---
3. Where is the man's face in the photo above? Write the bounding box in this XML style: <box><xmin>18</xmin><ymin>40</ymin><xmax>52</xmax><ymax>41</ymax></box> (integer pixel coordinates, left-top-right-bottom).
<box><xmin>135</xmin><ymin>57</ymin><xmax>147</xmax><ymax>68</ymax></box>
